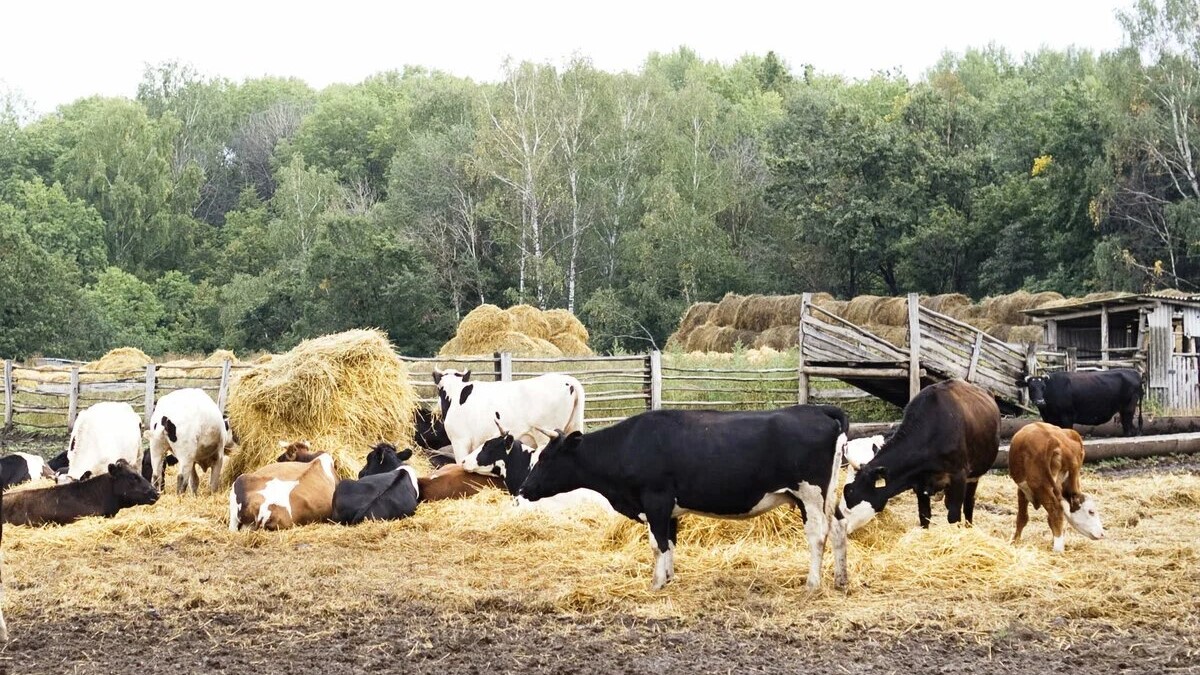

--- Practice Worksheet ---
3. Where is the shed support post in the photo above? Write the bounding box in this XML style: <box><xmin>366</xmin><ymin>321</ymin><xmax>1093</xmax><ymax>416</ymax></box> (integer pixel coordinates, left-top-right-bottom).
<box><xmin>907</xmin><ymin>293</ymin><xmax>922</xmax><ymax>401</ymax></box>
<box><xmin>144</xmin><ymin>364</ymin><xmax>156</xmax><ymax>427</ymax></box>
<box><xmin>67</xmin><ymin>366</ymin><xmax>80</xmax><ymax>431</ymax></box>
<box><xmin>798</xmin><ymin>293</ymin><xmax>811</xmax><ymax>404</ymax></box>
<box><xmin>649</xmin><ymin>351</ymin><xmax>662</xmax><ymax>410</ymax></box>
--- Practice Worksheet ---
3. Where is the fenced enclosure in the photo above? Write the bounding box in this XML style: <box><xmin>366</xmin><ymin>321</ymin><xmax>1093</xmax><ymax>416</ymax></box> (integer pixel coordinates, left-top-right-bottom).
<box><xmin>3</xmin><ymin>351</ymin><xmax>880</xmax><ymax>436</ymax></box>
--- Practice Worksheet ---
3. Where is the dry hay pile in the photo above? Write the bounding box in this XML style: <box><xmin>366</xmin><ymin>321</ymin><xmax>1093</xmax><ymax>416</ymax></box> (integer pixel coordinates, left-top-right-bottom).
<box><xmin>4</xmin><ymin>468</ymin><xmax>1197</xmax><ymax>641</ymax></box>
<box><xmin>158</xmin><ymin>349</ymin><xmax>243</xmax><ymax>379</ymax></box>
<box><xmin>224</xmin><ymin>329</ymin><xmax>417</xmax><ymax>483</ymax></box>
<box><xmin>438</xmin><ymin>304</ymin><xmax>592</xmax><ymax>358</ymax></box>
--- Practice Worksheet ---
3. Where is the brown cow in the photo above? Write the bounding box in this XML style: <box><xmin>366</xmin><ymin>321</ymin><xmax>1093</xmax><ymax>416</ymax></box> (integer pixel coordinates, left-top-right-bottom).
<box><xmin>229</xmin><ymin>454</ymin><xmax>337</xmax><ymax>531</ymax></box>
<box><xmin>2</xmin><ymin>459</ymin><xmax>159</xmax><ymax>526</ymax></box>
<box><xmin>418</xmin><ymin>464</ymin><xmax>505</xmax><ymax>501</ymax></box>
<box><xmin>840</xmin><ymin>379</ymin><xmax>1000</xmax><ymax>534</ymax></box>
<box><xmin>276</xmin><ymin>440</ymin><xmax>322</xmax><ymax>463</ymax></box>
<box><xmin>1009</xmin><ymin>422</ymin><xmax>1105</xmax><ymax>551</ymax></box>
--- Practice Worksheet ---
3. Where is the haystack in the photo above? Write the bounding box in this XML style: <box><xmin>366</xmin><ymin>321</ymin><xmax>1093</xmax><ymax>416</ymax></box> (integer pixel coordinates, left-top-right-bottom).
<box><xmin>684</xmin><ymin>324</ymin><xmax>721</xmax><ymax>352</ymax></box>
<box><xmin>549</xmin><ymin>334</ymin><xmax>592</xmax><ymax>356</ymax></box>
<box><xmin>1008</xmin><ymin>325</ymin><xmax>1045</xmax><ymax>343</ymax></box>
<box><xmin>920</xmin><ymin>293</ymin><xmax>971</xmax><ymax>314</ymax></box>
<box><xmin>754</xmin><ymin>325</ymin><xmax>798</xmax><ymax>350</ymax></box>
<box><xmin>867</xmin><ymin>325</ymin><xmax>909</xmax><ymax>348</ymax></box>
<box><xmin>710</xmin><ymin>327</ymin><xmax>758</xmax><ymax>352</ymax></box>
<box><xmin>224</xmin><ymin>329</ymin><xmax>417</xmax><ymax>484</ymax></box>
<box><xmin>871</xmin><ymin>297</ymin><xmax>910</xmax><ymax>327</ymax></box>
<box><xmin>543</xmin><ymin>308</ymin><xmax>589</xmax><ymax>344</ymax></box>
<box><xmin>844</xmin><ymin>296</ymin><xmax>885</xmax><ymax>325</ymax></box>
<box><xmin>506</xmin><ymin>304</ymin><xmax>552</xmax><ymax>340</ymax></box>
<box><xmin>674</xmin><ymin>302</ymin><xmax>717</xmax><ymax>341</ymax></box>
<box><xmin>812</xmin><ymin>299</ymin><xmax>847</xmax><ymax>324</ymax></box>
<box><xmin>87</xmin><ymin>347</ymin><xmax>152</xmax><ymax>373</ymax></box>
<box><xmin>455</xmin><ymin>304</ymin><xmax>516</xmax><ymax>353</ymax></box>
<box><xmin>711</xmin><ymin>293</ymin><xmax>745</xmax><ymax>327</ymax></box>
<box><xmin>733</xmin><ymin>294</ymin><xmax>776</xmax><ymax>332</ymax></box>
<box><xmin>982</xmin><ymin>291</ymin><xmax>1065</xmax><ymax>326</ymax></box>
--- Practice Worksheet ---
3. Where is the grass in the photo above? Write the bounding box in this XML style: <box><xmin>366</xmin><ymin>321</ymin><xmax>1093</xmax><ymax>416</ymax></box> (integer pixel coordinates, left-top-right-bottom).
<box><xmin>3</xmin><ymin>464</ymin><xmax>1196</xmax><ymax>641</ymax></box>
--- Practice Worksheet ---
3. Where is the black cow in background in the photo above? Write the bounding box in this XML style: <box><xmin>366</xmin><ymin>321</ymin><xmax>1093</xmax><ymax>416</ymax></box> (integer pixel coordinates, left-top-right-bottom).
<box><xmin>1024</xmin><ymin>368</ymin><xmax>1144</xmax><ymax>437</ymax></box>
<box><xmin>413</xmin><ymin>408</ymin><xmax>454</xmax><ymax>468</ymax></box>
<box><xmin>48</xmin><ymin>449</ymin><xmax>176</xmax><ymax>482</ymax></box>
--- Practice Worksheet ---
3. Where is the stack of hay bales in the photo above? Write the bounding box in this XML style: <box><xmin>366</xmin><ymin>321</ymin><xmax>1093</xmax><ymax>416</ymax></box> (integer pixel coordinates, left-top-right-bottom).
<box><xmin>437</xmin><ymin>304</ymin><xmax>592</xmax><ymax>357</ymax></box>
<box><xmin>669</xmin><ymin>289</ymin><xmax>1076</xmax><ymax>354</ymax></box>
<box><xmin>158</xmin><ymin>349</ymin><xmax>243</xmax><ymax>379</ymax></box>
<box><xmin>225</xmin><ymin>329</ymin><xmax>417</xmax><ymax>483</ymax></box>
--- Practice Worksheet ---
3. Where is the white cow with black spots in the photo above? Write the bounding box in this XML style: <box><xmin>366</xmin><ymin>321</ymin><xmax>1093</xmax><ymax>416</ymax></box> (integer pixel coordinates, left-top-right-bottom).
<box><xmin>432</xmin><ymin>369</ymin><xmax>585</xmax><ymax>463</ymax></box>
<box><xmin>66</xmin><ymin>402</ymin><xmax>142</xmax><ymax>481</ymax></box>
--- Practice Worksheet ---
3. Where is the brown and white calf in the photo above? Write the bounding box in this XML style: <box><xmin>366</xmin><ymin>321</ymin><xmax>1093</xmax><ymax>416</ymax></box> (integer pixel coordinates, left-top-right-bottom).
<box><xmin>1009</xmin><ymin>422</ymin><xmax>1105</xmax><ymax>552</ymax></box>
<box><xmin>229</xmin><ymin>454</ymin><xmax>337</xmax><ymax>531</ymax></box>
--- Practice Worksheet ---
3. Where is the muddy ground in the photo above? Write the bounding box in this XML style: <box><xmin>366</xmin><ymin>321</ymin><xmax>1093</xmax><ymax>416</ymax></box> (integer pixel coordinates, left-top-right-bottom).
<box><xmin>2</xmin><ymin>435</ymin><xmax>1198</xmax><ymax>674</ymax></box>
<box><xmin>1</xmin><ymin>607</ymin><xmax>1197</xmax><ymax>675</ymax></box>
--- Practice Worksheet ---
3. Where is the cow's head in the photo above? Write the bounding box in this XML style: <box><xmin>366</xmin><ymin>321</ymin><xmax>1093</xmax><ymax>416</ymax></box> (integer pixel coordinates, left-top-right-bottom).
<box><xmin>1065</xmin><ymin>494</ymin><xmax>1105</xmax><ymax>540</ymax></box>
<box><xmin>276</xmin><ymin>440</ymin><xmax>320</xmax><ymax>463</ymax></box>
<box><xmin>109</xmin><ymin>459</ymin><xmax>160</xmax><ymax>508</ymax></box>
<box><xmin>839</xmin><ymin>464</ymin><xmax>891</xmax><ymax>534</ymax></box>
<box><xmin>519</xmin><ymin>428</ymin><xmax>582</xmax><ymax>502</ymax></box>
<box><xmin>359</xmin><ymin>443</ymin><xmax>412</xmax><ymax>478</ymax></box>
<box><xmin>432</xmin><ymin>368</ymin><xmax>471</xmax><ymax>387</ymax></box>
<box><xmin>1024</xmin><ymin>375</ymin><xmax>1048</xmax><ymax>407</ymax></box>
<box><xmin>463</xmin><ymin>433</ymin><xmax>515</xmax><ymax>478</ymax></box>
<box><xmin>844</xmin><ymin>435</ymin><xmax>883</xmax><ymax>484</ymax></box>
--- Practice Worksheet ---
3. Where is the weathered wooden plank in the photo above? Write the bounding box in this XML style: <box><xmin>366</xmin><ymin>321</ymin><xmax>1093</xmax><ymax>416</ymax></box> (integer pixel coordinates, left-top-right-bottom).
<box><xmin>966</xmin><ymin>332</ymin><xmax>984</xmax><ymax>383</ymax></box>
<box><xmin>3</xmin><ymin>360</ymin><xmax>13</xmax><ymax>431</ymax></box>
<box><xmin>649</xmin><ymin>350</ymin><xmax>662</xmax><ymax>411</ymax></box>
<box><xmin>67</xmin><ymin>367</ymin><xmax>80</xmax><ymax>430</ymax></box>
<box><xmin>798</xmin><ymin>293</ymin><xmax>810</xmax><ymax>404</ymax></box>
<box><xmin>804</xmin><ymin>318</ymin><xmax>904</xmax><ymax>361</ymax></box>
<box><xmin>143</xmin><ymin>364</ymin><xmax>157</xmax><ymax>427</ymax></box>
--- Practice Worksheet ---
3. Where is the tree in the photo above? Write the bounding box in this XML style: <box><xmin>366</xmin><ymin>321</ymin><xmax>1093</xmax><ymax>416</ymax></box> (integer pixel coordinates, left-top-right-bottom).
<box><xmin>85</xmin><ymin>267</ymin><xmax>167</xmax><ymax>354</ymax></box>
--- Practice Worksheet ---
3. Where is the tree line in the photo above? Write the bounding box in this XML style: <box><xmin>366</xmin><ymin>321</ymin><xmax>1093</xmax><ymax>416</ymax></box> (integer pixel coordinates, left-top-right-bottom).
<box><xmin>2</xmin><ymin>0</ymin><xmax>1199</xmax><ymax>360</ymax></box>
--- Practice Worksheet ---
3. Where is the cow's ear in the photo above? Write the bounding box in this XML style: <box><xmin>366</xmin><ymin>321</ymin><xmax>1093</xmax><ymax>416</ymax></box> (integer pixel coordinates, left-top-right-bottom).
<box><xmin>563</xmin><ymin>431</ymin><xmax>584</xmax><ymax>451</ymax></box>
<box><xmin>432</xmin><ymin>369</ymin><xmax>443</xmax><ymax>386</ymax></box>
<box><xmin>504</xmin><ymin>434</ymin><xmax>515</xmax><ymax>451</ymax></box>
<box><xmin>462</xmin><ymin>369</ymin><xmax>472</xmax><ymax>383</ymax></box>
<box><xmin>108</xmin><ymin>463</ymin><xmax>120</xmax><ymax>475</ymax></box>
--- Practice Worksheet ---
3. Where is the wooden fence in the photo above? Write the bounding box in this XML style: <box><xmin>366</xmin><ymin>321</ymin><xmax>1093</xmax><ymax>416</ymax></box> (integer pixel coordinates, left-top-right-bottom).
<box><xmin>3</xmin><ymin>353</ymin><xmax>874</xmax><ymax>436</ymax></box>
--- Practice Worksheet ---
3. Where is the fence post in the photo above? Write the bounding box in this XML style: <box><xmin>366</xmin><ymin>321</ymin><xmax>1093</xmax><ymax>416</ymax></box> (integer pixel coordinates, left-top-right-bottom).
<box><xmin>143</xmin><ymin>364</ymin><xmax>157</xmax><ymax>427</ymax></box>
<box><xmin>67</xmin><ymin>366</ymin><xmax>81</xmax><ymax>431</ymax></box>
<box><xmin>907</xmin><ymin>293</ymin><xmax>922</xmax><ymax>401</ymax></box>
<box><xmin>3</xmin><ymin>360</ymin><xmax>13</xmax><ymax>432</ymax></box>
<box><xmin>1066</xmin><ymin>347</ymin><xmax>1078</xmax><ymax>372</ymax></box>
<box><xmin>966</xmin><ymin>332</ymin><xmax>984</xmax><ymax>383</ymax></box>
<box><xmin>649</xmin><ymin>350</ymin><xmax>663</xmax><ymax>410</ymax></box>
<box><xmin>493</xmin><ymin>352</ymin><xmax>503</xmax><ymax>381</ymax></box>
<box><xmin>1023</xmin><ymin>343</ymin><xmax>1039</xmax><ymax>406</ymax></box>
<box><xmin>798</xmin><ymin>293</ymin><xmax>810</xmax><ymax>404</ymax></box>
<box><xmin>499</xmin><ymin>352</ymin><xmax>513</xmax><ymax>382</ymax></box>
<box><xmin>217</xmin><ymin>359</ymin><xmax>232</xmax><ymax>413</ymax></box>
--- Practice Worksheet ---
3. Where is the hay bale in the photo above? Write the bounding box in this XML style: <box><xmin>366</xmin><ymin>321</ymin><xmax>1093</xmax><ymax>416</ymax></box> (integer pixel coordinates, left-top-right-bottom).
<box><xmin>753</xmin><ymin>326</ymin><xmax>798</xmax><ymax>350</ymax></box>
<box><xmin>685</xmin><ymin>324</ymin><xmax>721</xmax><ymax>352</ymax></box>
<box><xmin>871</xmin><ymin>297</ymin><xmax>910</xmax><ymax>327</ymax></box>
<box><xmin>543</xmin><ymin>308</ymin><xmax>589</xmax><ymax>344</ymax></box>
<box><xmin>224</xmin><ymin>329</ymin><xmax>417</xmax><ymax>484</ymax></box>
<box><xmin>770</xmin><ymin>294</ymin><xmax>807</xmax><ymax>328</ymax></box>
<box><xmin>494</xmin><ymin>332</ymin><xmax>562</xmax><ymax>358</ymax></box>
<box><xmin>710</xmin><ymin>327</ymin><xmax>759</xmax><ymax>352</ymax></box>
<box><xmin>548</xmin><ymin>334</ymin><xmax>593</xmax><ymax>357</ymax></box>
<box><xmin>437</xmin><ymin>336</ymin><xmax>466</xmax><ymax>356</ymax></box>
<box><xmin>983</xmin><ymin>291</ymin><xmax>1066</xmax><ymax>326</ymax></box>
<box><xmin>456</xmin><ymin>304</ymin><xmax>515</xmax><ymax>350</ymax></box>
<box><xmin>506</xmin><ymin>304</ymin><xmax>552</xmax><ymax>340</ymax></box>
<box><xmin>921</xmin><ymin>293</ymin><xmax>971</xmax><ymax>314</ymax></box>
<box><xmin>1007</xmin><ymin>325</ymin><xmax>1045</xmax><ymax>344</ymax></box>
<box><xmin>844</xmin><ymin>295</ymin><xmax>886</xmax><ymax>325</ymax></box>
<box><xmin>812</xmin><ymin>299</ymin><xmax>847</xmax><ymax>324</ymax></box>
<box><xmin>711</xmin><ymin>293</ymin><xmax>745</xmax><ymax>327</ymax></box>
<box><xmin>87</xmin><ymin>347</ymin><xmax>152</xmax><ymax>373</ymax></box>
<box><xmin>675</xmin><ymin>302</ymin><xmax>717</xmax><ymax>341</ymax></box>
<box><xmin>867</xmin><ymin>325</ymin><xmax>909</xmax><ymax>348</ymax></box>
<box><xmin>733</xmin><ymin>295</ymin><xmax>776</xmax><ymax>332</ymax></box>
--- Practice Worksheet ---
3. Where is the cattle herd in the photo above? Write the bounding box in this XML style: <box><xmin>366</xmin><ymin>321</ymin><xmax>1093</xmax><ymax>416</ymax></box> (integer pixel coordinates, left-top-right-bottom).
<box><xmin>0</xmin><ymin>366</ymin><xmax>1141</xmax><ymax>639</ymax></box>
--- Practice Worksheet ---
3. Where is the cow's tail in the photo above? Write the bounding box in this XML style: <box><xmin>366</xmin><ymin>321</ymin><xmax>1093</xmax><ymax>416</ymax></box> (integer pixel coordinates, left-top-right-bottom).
<box><xmin>818</xmin><ymin>405</ymin><xmax>849</xmax><ymax>526</ymax></box>
<box><xmin>565</xmin><ymin>377</ymin><xmax>586</xmax><ymax>434</ymax></box>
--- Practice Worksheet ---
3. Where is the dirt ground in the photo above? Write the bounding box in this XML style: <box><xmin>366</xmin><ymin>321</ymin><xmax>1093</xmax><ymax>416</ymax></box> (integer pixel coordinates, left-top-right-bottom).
<box><xmin>1</xmin><ymin>607</ymin><xmax>1197</xmax><ymax>674</ymax></box>
<box><xmin>2</xmin><ymin>435</ymin><xmax>1199</xmax><ymax>675</ymax></box>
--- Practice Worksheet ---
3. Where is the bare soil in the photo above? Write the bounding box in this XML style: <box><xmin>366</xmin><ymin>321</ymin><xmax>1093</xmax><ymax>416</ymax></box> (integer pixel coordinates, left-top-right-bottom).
<box><xmin>1</xmin><ymin>607</ymin><xmax>1197</xmax><ymax>675</ymax></box>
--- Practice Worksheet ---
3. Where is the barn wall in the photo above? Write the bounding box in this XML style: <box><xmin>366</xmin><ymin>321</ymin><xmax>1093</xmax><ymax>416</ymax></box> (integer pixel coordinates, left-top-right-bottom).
<box><xmin>1148</xmin><ymin>303</ymin><xmax>1172</xmax><ymax>399</ymax></box>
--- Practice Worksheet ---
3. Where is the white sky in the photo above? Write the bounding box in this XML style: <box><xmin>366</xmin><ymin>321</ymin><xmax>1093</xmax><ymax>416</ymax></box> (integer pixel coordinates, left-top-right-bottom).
<box><xmin>2</xmin><ymin>0</ymin><xmax>1130</xmax><ymax>115</ymax></box>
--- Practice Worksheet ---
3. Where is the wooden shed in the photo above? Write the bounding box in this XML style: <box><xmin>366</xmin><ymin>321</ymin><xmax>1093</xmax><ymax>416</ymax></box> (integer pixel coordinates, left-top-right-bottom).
<box><xmin>1023</xmin><ymin>291</ymin><xmax>1200</xmax><ymax>414</ymax></box>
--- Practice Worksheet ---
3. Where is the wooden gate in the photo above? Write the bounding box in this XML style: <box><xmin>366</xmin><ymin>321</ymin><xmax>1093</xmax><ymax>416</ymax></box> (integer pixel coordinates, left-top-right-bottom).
<box><xmin>1167</xmin><ymin>354</ymin><xmax>1200</xmax><ymax>414</ymax></box>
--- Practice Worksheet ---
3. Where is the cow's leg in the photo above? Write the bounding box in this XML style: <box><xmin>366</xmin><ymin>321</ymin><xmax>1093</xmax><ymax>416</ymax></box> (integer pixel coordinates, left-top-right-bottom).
<box><xmin>916</xmin><ymin>489</ymin><xmax>933</xmax><ymax>529</ymax></box>
<box><xmin>945</xmin><ymin>478</ymin><xmax>967</xmax><ymax>525</ymax></box>
<box><xmin>176</xmin><ymin>460</ymin><xmax>195</xmax><ymax>495</ymax></box>
<box><xmin>150</xmin><ymin>442</ymin><xmax>168</xmax><ymax>492</ymax></box>
<box><xmin>793</xmin><ymin>484</ymin><xmax>828</xmax><ymax>590</ymax></box>
<box><xmin>188</xmin><ymin>464</ymin><xmax>200</xmax><ymax>495</ymax></box>
<box><xmin>666</xmin><ymin>518</ymin><xmax>679</xmax><ymax>580</ymax></box>
<box><xmin>209</xmin><ymin>451</ymin><xmax>225</xmax><ymax>494</ymax></box>
<box><xmin>962</xmin><ymin>479</ymin><xmax>980</xmax><ymax>525</ymax></box>
<box><xmin>1043</xmin><ymin>488</ymin><xmax>1067</xmax><ymax>552</ymax></box>
<box><xmin>1014</xmin><ymin>489</ymin><xmax>1029</xmax><ymax>543</ymax></box>
<box><xmin>643</xmin><ymin>494</ymin><xmax>676</xmax><ymax>590</ymax></box>
<box><xmin>1119</xmin><ymin>405</ymin><xmax>1136</xmax><ymax>437</ymax></box>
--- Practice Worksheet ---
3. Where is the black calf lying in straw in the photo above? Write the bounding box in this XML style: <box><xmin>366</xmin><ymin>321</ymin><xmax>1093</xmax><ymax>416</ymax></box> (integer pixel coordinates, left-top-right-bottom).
<box><xmin>519</xmin><ymin>405</ymin><xmax>849</xmax><ymax>590</ymax></box>
<box><xmin>1</xmin><ymin>460</ymin><xmax>159</xmax><ymax>526</ymax></box>
<box><xmin>330</xmin><ymin>444</ymin><xmax>420</xmax><ymax>525</ymax></box>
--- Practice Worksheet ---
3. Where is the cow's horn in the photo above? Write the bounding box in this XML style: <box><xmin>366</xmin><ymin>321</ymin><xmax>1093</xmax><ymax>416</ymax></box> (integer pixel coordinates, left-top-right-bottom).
<box><xmin>494</xmin><ymin>416</ymin><xmax>508</xmax><ymax>435</ymax></box>
<box><xmin>846</xmin><ymin>456</ymin><xmax>862</xmax><ymax>471</ymax></box>
<box><xmin>533</xmin><ymin>426</ymin><xmax>560</xmax><ymax>440</ymax></box>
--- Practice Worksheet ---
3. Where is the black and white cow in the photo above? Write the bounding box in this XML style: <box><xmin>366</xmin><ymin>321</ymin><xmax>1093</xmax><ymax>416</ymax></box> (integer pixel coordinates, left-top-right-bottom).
<box><xmin>1024</xmin><ymin>368</ymin><xmax>1144</xmax><ymax>436</ymax></box>
<box><xmin>412</xmin><ymin>407</ymin><xmax>454</xmax><ymax>468</ymax></box>
<box><xmin>433</xmin><ymin>369</ymin><xmax>585</xmax><ymax>463</ymax></box>
<box><xmin>839</xmin><ymin>379</ymin><xmax>1000</xmax><ymax>534</ymax></box>
<box><xmin>332</xmin><ymin>462</ymin><xmax>420</xmax><ymax>525</ymax></box>
<box><xmin>519</xmin><ymin>405</ymin><xmax>849</xmax><ymax>590</ymax></box>
<box><xmin>358</xmin><ymin>443</ymin><xmax>413</xmax><ymax>478</ymax></box>
<box><xmin>0</xmin><ymin>453</ymin><xmax>55</xmax><ymax>490</ymax></box>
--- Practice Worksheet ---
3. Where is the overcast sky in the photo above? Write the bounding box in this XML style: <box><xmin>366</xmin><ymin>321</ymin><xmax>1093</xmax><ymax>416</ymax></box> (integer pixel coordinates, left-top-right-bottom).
<box><xmin>2</xmin><ymin>0</ymin><xmax>1130</xmax><ymax>115</ymax></box>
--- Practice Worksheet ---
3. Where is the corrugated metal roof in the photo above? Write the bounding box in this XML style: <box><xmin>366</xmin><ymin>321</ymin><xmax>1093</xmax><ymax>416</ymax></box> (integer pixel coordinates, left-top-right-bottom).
<box><xmin>1023</xmin><ymin>290</ymin><xmax>1200</xmax><ymax>317</ymax></box>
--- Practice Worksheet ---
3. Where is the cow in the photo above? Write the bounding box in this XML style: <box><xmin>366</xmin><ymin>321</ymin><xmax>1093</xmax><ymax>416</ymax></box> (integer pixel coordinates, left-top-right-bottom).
<box><xmin>1</xmin><ymin>490</ymin><xmax>6</xmax><ymax>641</ymax></box>
<box><xmin>843</xmin><ymin>434</ymin><xmax>885</xmax><ymax>485</ymax></box>
<box><xmin>1024</xmin><ymin>368</ymin><xmax>1144</xmax><ymax>437</ymax></box>
<box><xmin>145</xmin><ymin>388</ymin><xmax>232</xmax><ymax>494</ymax></box>
<box><xmin>463</xmin><ymin>415</ymin><xmax>612</xmax><ymax>512</ymax></box>
<box><xmin>0</xmin><ymin>453</ymin><xmax>56</xmax><ymax>490</ymax></box>
<box><xmin>839</xmin><ymin>380</ymin><xmax>1000</xmax><ymax>535</ymax></box>
<box><xmin>47</xmin><ymin>450</ymin><xmax>69</xmax><ymax>473</ymax></box>
<box><xmin>277</xmin><ymin>440</ymin><xmax>322</xmax><ymax>463</ymax></box>
<box><xmin>66</xmin><ymin>402</ymin><xmax>142</xmax><ymax>480</ymax></box>
<box><xmin>229</xmin><ymin>454</ymin><xmax>337</xmax><ymax>531</ymax></box>
<box><xmin>433</xmin><ymin>369</ymin><xmax>585</xmax><ymax>463</ymax></box>
<box><xmin>518</xmin><ymin>405</ymin><xmax>849</xmax><ymax>591</ymax></box>
<box><xmin>1009</xmin><ymin>422</ymin><xmax>1106</xmax><ymax>551</ymax></box>
<box><xmin>359</xmin><ymin>443</ymin><xmax>503</xmax><ymax>501</ymax></box>
<box><xmin>2</xmin><ymin>459</ymin><xmax>159</xmax><ymax>526</ymax></box>
<box><xmin>332</xmin><ymin>464</ymin><xmax>420</xmax><ymax>525</ymax></box>
<box><xmin>413</xmin><ymin>407</ymin><xmax>454</xmax><ymax>468</ymax></box>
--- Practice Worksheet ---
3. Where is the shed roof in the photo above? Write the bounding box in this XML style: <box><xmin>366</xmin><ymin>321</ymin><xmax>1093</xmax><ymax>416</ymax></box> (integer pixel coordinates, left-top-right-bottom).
<box><xmin>1023</xmin><ymin>291</ymin><xmax>1200</xmax><ymax>318</ymax></box>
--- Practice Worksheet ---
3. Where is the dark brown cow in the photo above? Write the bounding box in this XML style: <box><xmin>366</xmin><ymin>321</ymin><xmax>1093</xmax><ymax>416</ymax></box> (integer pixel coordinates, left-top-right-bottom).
<box><xmin>1009</xmin><ymin>422</ymin><xmax>1105</xmax><ymax>551</ymax></box>
<box><xmin>839</xmin><ymin>379</ymin><xmax>1000</xmax><ymax>534</ymax></box>
<box><xmin>417</xmin><ymin>464</ymin><xmax>505</xmax><ymax>501</ymax></box>
<box><xmin>276</xmin><ymin>440</ymin><xmax>323</xmax><ymax>463</ymax></box>
<box><xmin>1</xmin><ymin>460</ymin><xmax>159</xmax><ymax>526</ymax></box>
<box><xmin>229</xmin><ymin>454</ymin><xmax>337</xmax><ymax>531</ymax></box>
